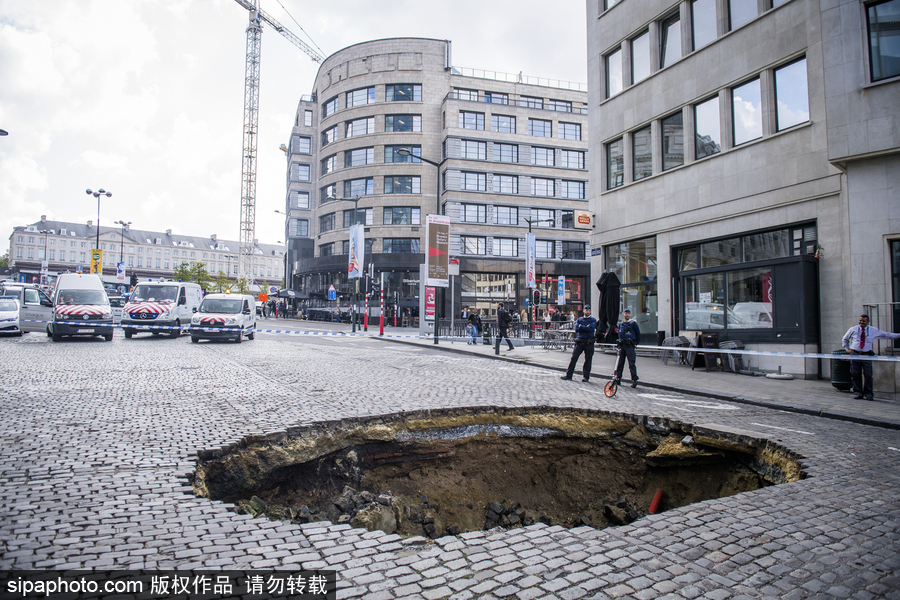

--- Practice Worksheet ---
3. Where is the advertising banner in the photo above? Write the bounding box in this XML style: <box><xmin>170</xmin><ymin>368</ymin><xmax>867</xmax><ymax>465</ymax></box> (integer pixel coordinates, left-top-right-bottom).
<box><xmin>424</xmin><ymin>286</ymin><xmax>436</xmax><ymax>321</ymax></box>
<box><xmin>116</xmin><ymin>262</ymin><xmax>126</xmax><ymax>282</ymax></box>
<box><xmin>526</xmin><ymin>233</ymin><xmax>536</xmax><ymax>289</ymax></box>
<box><xmin>557</xmin><ymin>276</ymin><xmax>566</xmax><ymax>306</ymax></box>
<box><xmin>90</xmin><ymin>249</ymin><xmax>103</xmax><ymax>275</ymax></box>
<box><xmin>425</xmin><ymin>215</ymin><xmax>450</xmax><ymax>288</ymax></box>
<box><xmin>348</xmin><ymin>224</ymin><xmax>364</xmax><ymax>279</ymax></box>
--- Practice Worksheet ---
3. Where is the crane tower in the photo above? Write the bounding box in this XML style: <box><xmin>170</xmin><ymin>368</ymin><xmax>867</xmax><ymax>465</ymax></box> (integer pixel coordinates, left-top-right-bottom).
<box><xmin>233</xmin><ymin>0</ymin><xmax>324</xmax><ymax>286</ymax></box>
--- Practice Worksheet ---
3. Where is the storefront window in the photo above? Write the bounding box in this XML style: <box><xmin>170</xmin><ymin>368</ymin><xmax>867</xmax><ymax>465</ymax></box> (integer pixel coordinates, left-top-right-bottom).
<box><xmin>606</xmin><ymin>237</ymin><xmax>658</xmax><ymax>332</ymax></box>
<box><xmin>727</xmin><ymin>267</ymin><xmax>773</xmax><ymax>328</ymax></box>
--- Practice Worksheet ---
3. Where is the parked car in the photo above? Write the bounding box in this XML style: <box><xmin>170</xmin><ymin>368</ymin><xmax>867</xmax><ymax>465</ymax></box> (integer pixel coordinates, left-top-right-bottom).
<box><xmin>0</xmin><ymin>297</ymin><xmax>22</xmax><ymax>336</ymax></box>
<box><xmin>0</xmin><ymin>282</ymin><xmax>53</xmax><ymax>334</ymax></box>
<box><xmin>189</xmin><ymin>293</ymin><xmax>257</xmax><ymax>343</ymax></box>
<box><xmin>107</xmin><ymin>296</ymin><xmax>126</xmax><ymax>324</ymax></box>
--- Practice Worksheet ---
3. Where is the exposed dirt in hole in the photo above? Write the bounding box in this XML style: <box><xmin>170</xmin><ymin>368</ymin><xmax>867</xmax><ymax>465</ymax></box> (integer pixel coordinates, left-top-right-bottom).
<box><xmin>193</xmin><ymin>407</ymin><xmax>806</xmax><ymax>538</ymax></box>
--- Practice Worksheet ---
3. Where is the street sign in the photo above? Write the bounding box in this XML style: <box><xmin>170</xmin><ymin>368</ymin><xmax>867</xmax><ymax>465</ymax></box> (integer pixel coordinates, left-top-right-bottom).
<box><xmin>328</xmin><ymin>284</ymin><xmax>336</xmax><ymax>300</ymax></box>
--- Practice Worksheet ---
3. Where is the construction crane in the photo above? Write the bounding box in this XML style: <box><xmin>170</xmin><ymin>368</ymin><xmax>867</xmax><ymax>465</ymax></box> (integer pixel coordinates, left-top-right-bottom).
<box><xmin>233</xmin><ymin>0</ymin><xmax>324</xmax><ymax>287</ymax></box>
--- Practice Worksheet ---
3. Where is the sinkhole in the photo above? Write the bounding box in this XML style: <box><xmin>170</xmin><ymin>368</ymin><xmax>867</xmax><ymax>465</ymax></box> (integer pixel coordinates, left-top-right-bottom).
<box><xmin>191</xmin><ymin>407</ymin><xmax>805</xmax><ymax>538</ymax></box>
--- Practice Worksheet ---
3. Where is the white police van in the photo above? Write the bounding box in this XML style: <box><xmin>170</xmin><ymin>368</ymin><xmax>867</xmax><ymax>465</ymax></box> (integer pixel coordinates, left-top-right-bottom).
<box><xmin>122</xmin><ymin>281</ymin><xmax>203</xmax><ymax>338</ymax></box>
<box><xmin>189</xmin><ymin>293</ymin><xmax>257</xmax><ymax>343</ymax></box>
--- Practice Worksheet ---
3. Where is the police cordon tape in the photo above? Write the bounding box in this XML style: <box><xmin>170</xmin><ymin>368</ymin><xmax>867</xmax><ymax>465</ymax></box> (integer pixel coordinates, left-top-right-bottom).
<box><xmin>20</xmin><ymin>319</ymin><xmax>900</xmax><ymax>361</ymax></box>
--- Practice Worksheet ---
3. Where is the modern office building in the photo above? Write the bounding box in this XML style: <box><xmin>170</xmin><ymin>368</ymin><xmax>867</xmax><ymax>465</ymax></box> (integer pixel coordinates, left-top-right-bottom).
<box><xmin>281</xmin><ymin>38</ymin><xmax>591</xmax><ymax>321</ymax></box>
<box><xmin>587</xmin><ymin>0</ymin><xmax>899</xmax><ymax>390</ymax></box>
<box><xmin>7</xmin><ymin>215</ymin><xmax>285</xmax><ymax>289</ymax></box>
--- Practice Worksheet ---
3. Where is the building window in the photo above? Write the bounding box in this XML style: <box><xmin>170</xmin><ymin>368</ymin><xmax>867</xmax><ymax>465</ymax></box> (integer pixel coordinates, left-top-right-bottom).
<box><xmin>323</xmin><ymin>96</ymin><xmax>339</xmax><ymax>118</ymax></box>
<box><xmin>127</xmin><ymin>256</ymin><xmax>133</xmax><ymax>266</ymax></box>
<box><xmin>304</xmin><ymin>110</ymin><xmax>313</xmax><ymax>126</ymax></box>
<box><xmin>455</xmin><ymin>88</ymin><xmax>479</xmax><ymax>101</ymax></box>
<box><xmin>607</xmin><ymin>138</ymin><xmax>625</xmax><ymax>189</ymax></box>
<box><xmin>494</xmin><ymin>175</ymin><xmax>519</xmax><ymax>194</ymax></box>
<box><xmin>531</xmin><ymin>177</ymin><xmax>555</xmax><ymax>197</ymax></box>
<box><xmin>529</xmin><ymin>119</ymin><xmax>552</xmax><ymax>137</ymax></box>
<box><xmin>461</xmin><ymin>172</ymin><xmax>487</xmax><ymax>191</ymax></box>
<box><xmin>321</xmin><ymin>183</ymin><xmax>337</xmax><ymax>203</ymax></box>
<box><xmin>346</xmin><ymin>117</ymin><xmax>374</xmax><ymax>137</ymax></box>
<box><xmin>692</xmin><ymin>0</ymin><xmax>717</xmax><ymax>50</ymax></box>
<box><xmin>695</xmin><ymin>96</ymin><xmax>722</xmax><ymax>159</ymax></box>
<box><xmin>385</xmin><ymin>115</ymin><xmax>421</xmax><ymax>132</ymax></box>
<box><xmin>729</xmin><ymin>0</ymin><xmax>757</xmax><ymax>30</ymax></box>
<box><xmin>383</xmin><ymin>238</ymin><xmax>420</xmax><ymax>253</ymax></box>
<box><xmin>48</xmin><ymin>249</ymin><xmax>55</xmax><ymax>260</ymax></box>
<box><xmin>383</xmin><ymin>207</ymin><xmax>421</xmax><ymax>225</ymax></box>
<box><xmin>15</xmin><ymin>247</ymin><xmax>23</xmax><ymax>259</ymax></box>
<box><xmin>290</xmin><ymin>190</ymin><xmax>310</xmax><ymax>209</ymax></box>
<box><xmin>560</xmin><ymin>149</ymin><xmax>585</xmax><ymax>169</ymax></box>
<box><xmin>495</xmin><ymin>206</ymin><xmax>518</xmax><ymax>225</ymax></box>
<box><xmin>155</xmin><ymin>258</ymin><xmax>161</xmax><ymax>269</ymax></box>
<box><xmin>495</xmin><ymin>143</ymin><xmax>518</xmax><ymax>163</ymax></box>
<box><xmin>290</xmin><ymin>219</ymin><xmax>309</xmax><ymax>237</ymax></box>
<box><xmin>561</xmin><ymin>180</ymin><xmax>585</xmax><ymax>199</ymax></box>
<box><xmin>385</xmin><ymin>145</ymin><xmax>421</xmax><ymax>163</ymax></box>
<box><xmin>495</xmin><ymin>238</ymin><xmax>519</xmax><ymax>257</ymax></box>
<box><xmin>321</xmin><ymin>154</ymin><xmax>337</xmax><ymax>175</ymax></box>
<box><xmin>384</xmin><ymin>176</ymin><xmax>421</xmax><ymax>194</ymax></box>
<box><xmin>631</xmin><ymin>127</ymin><xmax>653</xmax><ymax>181</ymax></box>
<box><xmin>292</xmin><ymin>135</ymin><xmax>311</xmax><ymax>154</ymax></box>
<box><xmin>662</xmin><ymin>112</ymin><xmax>684</xmax><ymax>170</ymax></box>
<box><xmin>461</xmin><ymin>140</ymin><xmax>487</xmax><ymax>160</ymax></box>
<box><xmin>520</xmin><ymin>96</ymin><xmax>544</xmax><ymax>109</ymax></box>
<box><xmin>344</xmin><ymin>178</ymin><xmax>374</xmax><ymax>197</ymax></box>
<box><xmin>459</xmin><ymin>111</ymin><xmax>485</xmax><ymax>130</ymax></box>
<box><xmin>732</xmin><ymin>78</ymin><xmax>762</xmax><ymax>145</ymax></box>
<box><xmin>550</xmin><ymin>99</ymin><xmax>573</xmax><ymax>112</ymax></box>
<box><xmin>530</xmin><ymin>208</ymin><xmax>555</xmax><ymax>226</ymax></box>
<box><xmin>867</xmin><ymin>0</ymin><xmax>900</xmax><ymax>81</ymax></box>
<box><xmin>491</xmin><ymin>114</ymin><xmax>516</xmax><ymax>133</ymax></box>
<box><xmin>631</xmin><ymin>31</ymin><xmax>651</xmax><ymax>84</ymax></box>
<box><xmin>660</xmin><ymin>14</ymin><xmax>682</xmax><ymax>68</ymax></box>
<box><xmin>346</xmin><ymin>87</ymin><xmax>375</xmax><ymax>107</ymax></box>
<box><xmin>319</xmin><ymin>243</ymin><xmax>334</xmax><ymax>257</ymax></box>
<box><xmin>485</xmin><ymin>92</ymin><xmax>508</xmax><ymax>104</ymax></box>
<box><xmin>532</xmin><ymin>146</ymin><xmax>555</xmax><ymax>166</ymax></box>
<box><xmin>345</xmin><ymin>147</ymin><xmax>374</xmax><ymax>167</ymax></box>
<box><xmin>291</xmin><ymin>164</ymin><xmax>311</xmax><ymax>182</ymax></box>
<box><xmin>344</xmin><ymin>208</ymin><xmax>373</xmax><ymax>227</ymax></box>
<box><xmin>559</xmin><ymin>122</ymin><xmax>582</xmax><ymax>141</ymax></box>
<box><xmin>319</xmin><ymin>213</ymin><xmax>336</xmax><ymax>234</ymax></box>
<box><xmin>460</xmin><ymin>236</ymin><xmax>486</xmax><ymax>255</ymax></box>
<box><xmin>386</xmin><ymin>84</ymin><xmax>422</xmax><ymax>101</ymax></box>
<box><xmin>535</xmin><ymin>240</ymin><xmax>555</xmax><ymax>259</ymax></box>
<box><xmin>461</xmin><ymin>204</ymin><xmax>487</xmax><ymax>223</ymax></box>
<box><xmin>561</xmin><ymin>210</ymin><xmax>575</xmax><ymax>229</ymax></box>
<box><xmin>322</xmin><ymin>126</ymin><xmax>337</xmax><ymax>146</ymax></box>
<box><xmin>562</xmin><ymin>242</ymin><xmax>586</xmax><ymax>260</ymax></box>
<box><xmin>774</xmin><ymin>58</ymin><xmax>810</xmax><ymax>131</ymax></box>
<box><xmin>607</xmin><ymin>49</ymin><xmax>623</xmax><ymax>97</ymax></box>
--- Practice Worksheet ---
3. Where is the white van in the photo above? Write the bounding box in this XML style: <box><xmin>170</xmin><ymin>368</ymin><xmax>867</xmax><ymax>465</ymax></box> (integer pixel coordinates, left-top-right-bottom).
<box><xmin>48</xmin><ymin>273</ymin><xmax>114</xmax><ymax>341</ymax></box>
<box><xmin>0</xmin><ymin>283</ymin><xmax>52</xmax><ymax>334</ymax></box>
<box><xmin>122</xmin><ymin>281</ymin><xmax>203</xmax><ymax>338</ymax></box>
<box><xmin>189</xmin><ymin>293</ymin><xmax>257</xmax><ymax>343</ymax></box>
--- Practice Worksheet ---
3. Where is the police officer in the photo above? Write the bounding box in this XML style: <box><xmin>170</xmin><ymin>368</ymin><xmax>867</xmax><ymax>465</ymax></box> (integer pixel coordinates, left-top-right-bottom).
<box><xmin>496</xmin><ymin>302</ymin><xmax>514</xmax><ymax>352</ymax></box>
<box><xmin>561</xmin><ymin>305</ymin><xmax>598</xmax><ymax>382</ymax></box>
<box><xmin>614</xmin><ymin>308</ymin><xmax>641</xmax><ymax>388</ymax></box>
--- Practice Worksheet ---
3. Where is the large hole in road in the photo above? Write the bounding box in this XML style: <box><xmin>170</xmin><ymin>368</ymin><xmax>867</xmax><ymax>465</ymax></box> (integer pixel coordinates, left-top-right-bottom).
<box><xmin>192</xmin><ymin>407</ymin><xmax>805</xmax><ymax>538</ymax></box>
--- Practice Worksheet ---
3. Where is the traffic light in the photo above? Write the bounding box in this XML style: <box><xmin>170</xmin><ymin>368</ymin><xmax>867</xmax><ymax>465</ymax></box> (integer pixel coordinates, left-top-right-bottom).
<box><xmin>130</xmin><ymin>273</ymin><xmax>138</xmax><ymax>289</ymax></box>
<box><xmin>534</xmin><ymin>289</ymin><xmax>541</xmax><ymax>304</ymax></box>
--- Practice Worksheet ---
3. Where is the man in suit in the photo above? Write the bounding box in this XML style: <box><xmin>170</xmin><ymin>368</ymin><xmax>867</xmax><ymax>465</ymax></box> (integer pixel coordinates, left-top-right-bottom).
<box><xmin>842</xmin><ymin>314</ymin><xmax>900</xmax><ymax>400</ymax></box>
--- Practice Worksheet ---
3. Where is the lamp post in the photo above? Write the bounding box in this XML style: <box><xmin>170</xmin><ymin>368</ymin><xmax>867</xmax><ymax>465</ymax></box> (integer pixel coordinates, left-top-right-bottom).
<box><xmin>396</xmin><ymin>148</ymin><xmax>446</xmax><ymax>345</ymax></box>
<box><xmin>38</xmin><ymin>229</ymin><xmax>50</xmax><ymax>285</ymax></box>
<box><xmin>85</xmin><ymin>189</ymin><xmax>112</xmax><ymax>252</ymax></box>
<box><xmin>274</xmin><ymin>209</ymin><xmax>291</xmax><ymax>292</ymax></box>
<box><xmin>224</xmin><ymin>254</ymin><xmax>236</xmax><ymax>289</ymax></box>
<box><xmin>324</xmin><ymin>196</ymin><xmax>362</xmax><ymax>333</ymax></box>
<box><xmin>114</xmin><ymin>220</ymin><xmax>131</xmax><ymax>264</ymax></box>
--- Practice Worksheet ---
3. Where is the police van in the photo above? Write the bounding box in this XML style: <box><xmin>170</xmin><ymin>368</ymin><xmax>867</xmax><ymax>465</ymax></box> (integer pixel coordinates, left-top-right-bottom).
<box><xmin>122</xmin><ymin>281</ymin><xmax>203</xmax><ymax>338</ymax></box>
<box><xmin>48</xmin><ymin>273</ymin><xmax>114</xmax><ymax>342</ymax></box>
<box><xmin>189</xmin><ymin>293</ymin><xmax>257</xmax><ymax>343</ymax></box>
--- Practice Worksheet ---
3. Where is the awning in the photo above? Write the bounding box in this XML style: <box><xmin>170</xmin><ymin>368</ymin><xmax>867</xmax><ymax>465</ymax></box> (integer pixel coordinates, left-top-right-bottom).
<box><xmin>278</xmin><ymin>289</ymin><xmax>309</xmax><ymax>299</ymax></box>
<box><xmin>398</xmin><ymin>297</ymin><xmax>419</xmax><ymax>309</ymax></box>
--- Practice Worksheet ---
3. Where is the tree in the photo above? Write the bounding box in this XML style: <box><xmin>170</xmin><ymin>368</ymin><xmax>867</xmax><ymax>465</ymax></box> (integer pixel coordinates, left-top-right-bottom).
<box><xmin>173</xmin><ymin>261</ymin><xmax>210</xmax><ymax>289</ymax></box>
<box><xmin>210</xmin><ymin>271</ymin><xmax>230</xmax><ymax>293</ymax></box>
<box><xmin>234</xmin><ymin>277</ymin><xmax>250</xmax><ymax>294</ymax></box>
<box><xmin>0</xmin><ymin>252</ymin><xmax>8</xmax><ymax>268</ymax></box>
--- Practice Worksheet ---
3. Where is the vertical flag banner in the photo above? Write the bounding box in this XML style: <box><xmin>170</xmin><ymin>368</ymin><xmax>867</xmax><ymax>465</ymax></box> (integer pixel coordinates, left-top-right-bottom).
<box><xmin>425</xmin><ymin>286</ymin><xmax>436</xmax><ymax>321</ymax></box>
<box><xmin>526</xmin><ymin>233</ymin><xmax>536</xmax><ymax>289</ymax></box>
<box><xmin>557</xmin><ymin>276</ymin><xmax>566</xmax><ymax>305</ymax></box>
<box><xmin>116</xmin><ymin>262</ymin><xmax>126</xmax><ymax>282</ymax></box>
<box><xmin>348</xmin><ymin>224</ymin><xmax>364</xmax><ymax>279</ymax></box>
<box><xmin>425</xmin><ymin>214</ymin><xmax>450</xmax><ymax>288</ymax></box>
<box><xmin>90</xmin><ymin>249</ymin><xmax>103</xmax><ymax>275</ymax></box>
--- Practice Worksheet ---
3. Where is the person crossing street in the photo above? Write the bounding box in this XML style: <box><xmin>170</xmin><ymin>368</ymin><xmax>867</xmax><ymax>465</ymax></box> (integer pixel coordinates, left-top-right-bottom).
<box><xmin>560</xmin><ymin>305</ymin><xmax>598</xmax><ymax>382</ymax></box>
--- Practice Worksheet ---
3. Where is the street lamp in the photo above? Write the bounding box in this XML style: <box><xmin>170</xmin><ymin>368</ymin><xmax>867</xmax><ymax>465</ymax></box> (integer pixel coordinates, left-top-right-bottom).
<box><xmin>38</xmin><ymin>229</ymin><xmax>51</xmax><ymax>285</ymax></box>
<box><xmin>114</xmin><ymin>220</ymin><xmax>131</xmax><ymax>264</ymax></box>
<box><xmin>324</xmin><ymin>196</ymin><xmax>362</xmax><ymax>333</ymax></box>
<box><xmin>274</xmin><ymin>209</ymin><xmax>291</xmax><ymax>291</ymax></box>
<box><xmin>85</xmin><ymin>188</ymin><xmax>112</xmax><ymax>252</ymax></box>
<box><xmin>396</xmin><ymin>148</ymin><xmax>446</xmax><ymax>345</ymax></box>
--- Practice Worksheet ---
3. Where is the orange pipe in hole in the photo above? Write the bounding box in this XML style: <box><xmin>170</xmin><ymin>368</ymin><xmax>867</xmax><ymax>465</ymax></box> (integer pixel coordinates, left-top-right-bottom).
<box><xmin>649</xmin><ymin>488</ymin><xmax>663</xmax><ymax>514</ymax></box>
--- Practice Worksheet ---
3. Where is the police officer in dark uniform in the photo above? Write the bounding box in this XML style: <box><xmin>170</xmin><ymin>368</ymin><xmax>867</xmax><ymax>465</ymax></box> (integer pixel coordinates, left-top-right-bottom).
<box><xmin>496</xmin><ymin>302</ymin><xmax>514</xmax><ymax>352</ymax></box>
<box><xmin>561</xmin><ymin>305</ymin><xmax>598</xmax><ymax>382</ymax></box>
<box><xmin>614</xmin><ymin>308</ymin><xmax>641</xmax><ymax>388</ymax></box>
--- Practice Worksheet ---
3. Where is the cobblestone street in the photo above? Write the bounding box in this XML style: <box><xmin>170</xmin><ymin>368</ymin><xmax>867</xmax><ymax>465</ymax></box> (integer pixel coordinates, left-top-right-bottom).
<box><xmin>1</xmin><ymin>331</ymin><xmax>898</xmax><ymax>599</ymax></box>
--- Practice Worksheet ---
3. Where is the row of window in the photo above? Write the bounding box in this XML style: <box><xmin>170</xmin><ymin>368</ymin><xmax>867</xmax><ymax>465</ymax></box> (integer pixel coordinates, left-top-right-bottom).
<box><xmin>322</xmin><ymin>84</ymin><xmax>423</xmax><ymax>119</ymax></box>
<box><xmin>605</xmin><ymin>0</ymin><xmax>790</xmax><ymax>98</ymax></box>
<box><xmin>449</xmin><ymin>89</ymin><xmax>587</xmax><ymax>114</ymax></box>
<box><xmin>457</xmin><ymin>111</ymin><xmax>583</xmax><ymax>140</ymax></box>
<box><xmin>447</xmin><ymin>171</ymin><xmax>586</xmax><ymax>199</ymax></box>
<box><xmin>316</xmin><ymin>238</ymin><xmax>587</xmax><ymax>259</ymax></box>
<box><xmin>606</xmin><ymin>57</ymin><xmax>809</xmax><ymax>189</ymax></box>
<box><xmin>321</xmin><ymin>114</ymin><xmax>422</xmax><ymax>147</ymax></box>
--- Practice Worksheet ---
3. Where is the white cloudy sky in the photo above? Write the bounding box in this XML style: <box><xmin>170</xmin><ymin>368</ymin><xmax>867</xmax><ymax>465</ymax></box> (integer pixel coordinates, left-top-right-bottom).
<box><xmin>0</xmin><ymin>0</ymin><xmax>588</xmax><ymax>251</ymax></box>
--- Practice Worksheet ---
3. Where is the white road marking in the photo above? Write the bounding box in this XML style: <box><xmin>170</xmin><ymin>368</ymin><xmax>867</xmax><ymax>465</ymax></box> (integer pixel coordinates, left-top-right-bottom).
<box><xmin>636</xmin><ymin>393</ymin><xmax>741</xmax><ymax>411</ymax></box>
<box><xmin>749</xmin><ymin>422</ymin><xmax>815</xmax><ymax>436</ymax></box>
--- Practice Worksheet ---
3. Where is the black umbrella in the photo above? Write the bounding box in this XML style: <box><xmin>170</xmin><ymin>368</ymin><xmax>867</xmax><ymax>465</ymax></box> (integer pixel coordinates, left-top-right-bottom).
<box><xmin>277</xmin><ymin>289</ymin><xmax>309</xmax><ymax>299</ymax></box>
<box><xmin>398</xmin><ymin>297</ymin><xmax>419</xmax><ymax>309</ymax></box>
<box><xmin>597</xmin><ymin>272</ymin><xmax>621</xmax><ymax>343</ymax></box>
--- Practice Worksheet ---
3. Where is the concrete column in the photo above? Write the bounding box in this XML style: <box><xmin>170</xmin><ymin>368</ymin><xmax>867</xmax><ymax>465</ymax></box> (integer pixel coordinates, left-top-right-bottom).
<box><xmin>680</xmin><ymin>0</ymin><xmax>693</xmax><ymax>58</ymax></box>
<box><xmin>623</xmin><ymin>131</ymin><xmax>634</xmax><ymax>184</ymax></box>
<box><xmin>648</xmin><ymin>22</ymin><xmax>661</xmax><ymax>75</ymax></box>
<box><xmin>760</xmin><ymin>68</ymin><xmax>775</xmax><ymax>136</ymax></box>
<box><xmin>651</xmin><ymin>120</ymin><xmax>663</xmax><ymax>175</ymax></box>
<box><xmin>716</xmin><ymin>0</ymin><xmax>730</xmax><ymax>37</ymax></box>
<box><xmin>684</xmin><ymin>103</ymin><xmax>696</xmax><ymax>163</ymax></box>
<box><xmin>719</xmin><ymin>88</ymin><xmax>733</xmax><ymax>151</ymax></box>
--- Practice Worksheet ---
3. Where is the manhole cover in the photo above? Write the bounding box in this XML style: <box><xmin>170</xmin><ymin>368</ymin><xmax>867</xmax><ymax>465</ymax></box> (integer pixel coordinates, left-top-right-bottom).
<box><xmin>192</xmin><ymin>407</ymin><xmax>804</xmax><ymax>538</ymax></box>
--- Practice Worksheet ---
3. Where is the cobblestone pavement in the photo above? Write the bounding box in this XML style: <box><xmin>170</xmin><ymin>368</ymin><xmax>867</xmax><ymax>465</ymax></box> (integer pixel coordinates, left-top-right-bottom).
<box><xmin>0</xmin><ymin>330</ymin><xmax>898</xmax><ymax>599</ymax></box>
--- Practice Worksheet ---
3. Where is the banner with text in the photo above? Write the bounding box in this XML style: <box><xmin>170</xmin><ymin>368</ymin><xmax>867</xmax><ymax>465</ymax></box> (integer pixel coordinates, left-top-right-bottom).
<box><xmin>90</xmin><ymin>249</ymin><xmax>103</xmax><ymax>275</ymax></box>
<box><xmin>557</xmin><ymin>276</ymin><xmax>566</xmax><ymax>305</ymax></box>
<box><xmin>425</xmin><ymin>214</ymin><xmax>450</xmax><ymax>288</ymax></box>
<box><xmin>348</xmin><ymin>224</ymin><xmax>364</xmax><ymax>279</ymax></box>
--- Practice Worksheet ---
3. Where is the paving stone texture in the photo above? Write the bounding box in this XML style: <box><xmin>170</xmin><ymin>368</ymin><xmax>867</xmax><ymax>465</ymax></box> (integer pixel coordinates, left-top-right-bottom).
<box><xmin>0</xmin><ymin>330</ymin><xmax>898</xmax><ymax>599</ymax></box>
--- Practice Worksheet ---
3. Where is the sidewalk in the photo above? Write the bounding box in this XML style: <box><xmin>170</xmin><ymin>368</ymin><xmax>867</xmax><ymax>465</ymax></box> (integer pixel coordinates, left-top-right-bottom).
<box><xmin>378</xmin><ymin>329</ymin><xmax>900</xmax><ymax>430</ymax></box>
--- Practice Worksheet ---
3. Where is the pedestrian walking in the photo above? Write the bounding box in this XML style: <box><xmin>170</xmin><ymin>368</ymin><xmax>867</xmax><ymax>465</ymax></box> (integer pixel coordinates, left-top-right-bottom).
<box><xmin>561</xmin><ymin>305</ymin><xmax>598</xmax><ymax>382</ymax></box>
<box><xmin>496</xmin><ymin>302</ymin><xmax>514</xmax><ymax>352</ymax></box>
<box><xmin>842</xmin><ymin>313</ymin><xmax>900</xmax><ymax>400</ymax></box>
<box><xmin>467</xmin><ymin>310</ymin><xmax>482</xmax><ymax>345</ymax></box>
<box><xmin>613</xmin><ymin>308</ymin><xmax>641</xmax><ymax>388</ymax></box>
